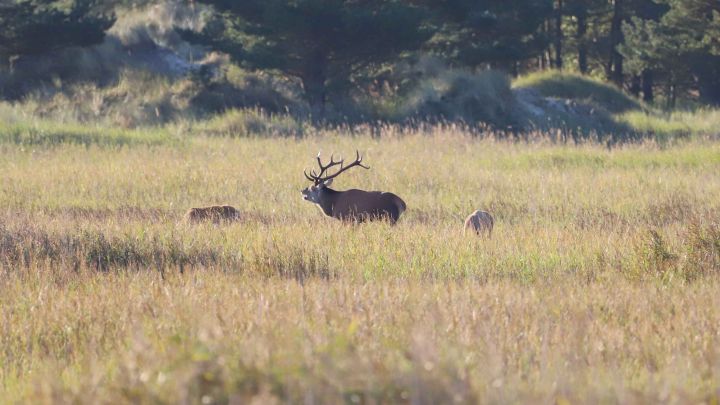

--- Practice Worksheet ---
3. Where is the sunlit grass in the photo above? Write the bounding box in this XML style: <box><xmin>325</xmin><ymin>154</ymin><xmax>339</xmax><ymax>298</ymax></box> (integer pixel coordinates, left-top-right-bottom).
<box><xmin>0</xmin><ymin>120</ymin><xmax>177</xmax><ymax>146</ymax></box>
<box><xmin>1</xmin><ymin>130</ymin><xmax>719</xmax><ymax>403</ymax></box>
<box><xmin>619</xmin><ymin>108</ymin><xmax>720</xmax><ymax>141</ymax></box>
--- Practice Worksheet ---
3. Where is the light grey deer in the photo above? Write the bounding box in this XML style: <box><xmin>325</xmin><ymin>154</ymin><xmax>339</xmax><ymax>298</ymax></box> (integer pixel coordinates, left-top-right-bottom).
<box><xmin>464</xmin><ymin>210</ymin><xmax>494</xmax><ymax>237</ymax></box>
<box><xmin>301</xmin><ymin>151</ymin><xmax>406</xmax><ymax>224</ymax></box>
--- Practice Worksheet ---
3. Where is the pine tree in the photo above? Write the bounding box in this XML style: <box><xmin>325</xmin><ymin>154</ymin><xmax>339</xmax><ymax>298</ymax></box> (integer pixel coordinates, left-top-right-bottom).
<box><xmin>621</xmin><ymin>0</ymin><xmax>720</xmax><ymax>105</ymax></box>
<box><xmin>564</xmin><ymin>0</ymin><xmax>603</xmax><ymax>73</ymax></box>
<box><xmin>182</xmin><ymin>0</ymin><xmax>431</xmax><ymax>116</ymax></box>
<box><xmin>424</xmin><ymin>0</ymin><xmax>553</xmax><ymax>73</ymax></box>
<box><xmin>552</xmin><ymin>0</ymin><xmax>664</xmax><ymax>98</ymax></box>
<box><xmin>0</xmin><ymin>1</ymin><xmax>114</xmax><ymax>68</ymax></box>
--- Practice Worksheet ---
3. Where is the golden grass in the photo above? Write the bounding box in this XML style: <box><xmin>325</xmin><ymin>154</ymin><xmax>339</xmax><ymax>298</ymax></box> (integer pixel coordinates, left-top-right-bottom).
<box><xmin>1</xmin><ymin>130</ymin><xmax>719</xmax><ymax>403</ymax></box>
<box><xmin>619</xmin><ymin>109</ymin><xmax>720</xmax><ymax>140</ymax></box>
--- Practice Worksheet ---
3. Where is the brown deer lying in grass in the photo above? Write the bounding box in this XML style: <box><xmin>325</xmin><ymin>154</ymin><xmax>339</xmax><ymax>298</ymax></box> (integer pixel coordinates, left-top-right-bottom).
<box><xmin>184</xmin><ymin>205</ymin><xmax>240</xmax><ymax>224</ymax></box>
<box><xmin>301</xmin><ymin>151</ymin><xmax>406</xmax><ymax>224</ymax></box>
<box><xmin>464</xmin><ymin>210</ymin><xmax>494</xmax><ymax>237</ymax></box>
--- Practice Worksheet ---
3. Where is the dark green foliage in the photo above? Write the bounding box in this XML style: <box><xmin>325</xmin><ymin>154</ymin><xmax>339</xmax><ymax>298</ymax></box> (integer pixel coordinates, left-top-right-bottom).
<box><xmin>555</xmin><ymin>0</ymin><xmax>666</xmax><ymax>80</ymax></box>
<box><xmin>0</xmin><ymin>0</ymin><xmax>114</xmax><ymax>65</ymax></box>
<box><xmin>182</xmin><ymin>0</ymin><xmax>431</xmax><ymax>116</ymax></box>
<box><xmin>621</xmin><ymin>0</ymin><xmax>720</xmax><ymax>106</ymax></box>
<box><xmin>3</xmin><ymin>0</ymin><xmax>720</xmax><ymax>128</ymax></box>
<box><xmin>425</xmin><ymin>0</ymin><xmax>554</xmax><ymax>71</ymax></box>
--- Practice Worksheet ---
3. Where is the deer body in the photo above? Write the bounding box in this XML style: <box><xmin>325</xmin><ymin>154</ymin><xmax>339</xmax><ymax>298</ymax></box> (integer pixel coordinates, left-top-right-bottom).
<box><xmin>184</xmin><ymin>205</ymin><xmax>240</xmax><ymax>223</ymax></box>
<box><xmin>464</xmin><ymin>210</ymin><xmax>494</xmax><ymax>237</ymax></box>
<box><xmin>302</xmin><ymin>150</ymin><xmax>407</xmax><ymax>224</ymax></box>
<box><xmin>307</xmin><ymin>187</ymin><xmax>406</xmax><ymax>224</ymax></box>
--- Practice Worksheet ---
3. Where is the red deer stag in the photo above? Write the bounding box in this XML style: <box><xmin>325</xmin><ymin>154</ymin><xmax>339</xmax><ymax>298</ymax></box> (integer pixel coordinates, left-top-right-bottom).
<box><xmin>301</xmin><ymin>151</ymin><xmax>406</xmax><ymax>224</ymax></box>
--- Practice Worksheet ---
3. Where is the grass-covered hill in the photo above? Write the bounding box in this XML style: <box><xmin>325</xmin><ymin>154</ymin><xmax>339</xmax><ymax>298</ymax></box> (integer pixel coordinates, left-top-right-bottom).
<box><xmin>513</xmin><ymin>70</ymin><xmax>644</xmax><ymax>114</ymax></box>
<box><xmin>1</xmin><ymin>0</ymin><xmax>717</xmax><ymax>144</ymax></box>
<box><xmin>2</xmin><ymin>68</ymin><xmax>718</xmax><ymax>147</ymax></box>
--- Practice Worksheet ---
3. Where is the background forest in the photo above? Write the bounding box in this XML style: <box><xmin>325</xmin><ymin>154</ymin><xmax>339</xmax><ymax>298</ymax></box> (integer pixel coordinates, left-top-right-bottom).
<box><xmin>1</xmin><ymin>0</ymin><xmax>719</xmax><ymax>141</ymax></box>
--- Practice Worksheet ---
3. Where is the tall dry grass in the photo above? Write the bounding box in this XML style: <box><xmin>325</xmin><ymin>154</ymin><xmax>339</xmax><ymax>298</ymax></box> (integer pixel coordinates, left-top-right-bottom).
<box><xmin>1</xmin><ymin>130</ymin><xmax>719</xmax><ymax>403</ymax></box>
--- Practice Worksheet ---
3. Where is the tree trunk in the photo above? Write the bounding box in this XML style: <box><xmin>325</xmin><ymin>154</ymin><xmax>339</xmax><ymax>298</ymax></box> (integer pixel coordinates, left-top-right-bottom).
<box><xmin>630</xmin><ymin>74</ymin><xmax>641</xmax><ymax>97</ymax></box>
<box><xmin>612</xmin><ymin>52</ymin><xmax>623</xmax><ymax>86</ymax></box>
<box><xmin>576</xmin><ymin>7</ymin><xmax>588</xmax><ymax>74</ymax></box>
<box><xmin>665</xmin><ymin>81</ymin><xmax>675</xmax><ymax>109</ymax></box>
<box><xmin>697</xmin><ymin>70</ymin><xmax>720</xmax><ymax>105</ymax></box>
<box><xmin>303</xmin><ymin>76</ymin><xmax>327</xmax><ymax>118</ymax></box>
<box><xmin>544</xmin><ymin>20</ymin><xmax>554</xmax><ymax>69</ymax></box>
<box><xmin>669</xmin><ymin>84</ymin><xmax>676</xmax><ymax>109</ymax></box>
<box><xmin>302</xmin><ymin>53</ymin><xmax>328</xmax><ymax>119</ymax></box>
<box><xmin>555</xmin><ymin>0</ymin><xmax>564</xmax><ymax>70</ymax></box>
<box><xmin>641</xmin><ymin>69</ymin><xmax>654</xmax><ymax>103</ymax></box>
<box><xmin>607</xmin><ymin>0</ymin><xmax>624</xmax><ymax>85</ymax></box>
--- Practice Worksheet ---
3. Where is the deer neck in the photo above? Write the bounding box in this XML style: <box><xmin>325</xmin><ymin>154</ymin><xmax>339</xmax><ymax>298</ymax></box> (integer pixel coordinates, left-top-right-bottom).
<box><xmin>317</xmin><ymin>188</ymin><xmax>340</xmax><ymax>217</ymax></box>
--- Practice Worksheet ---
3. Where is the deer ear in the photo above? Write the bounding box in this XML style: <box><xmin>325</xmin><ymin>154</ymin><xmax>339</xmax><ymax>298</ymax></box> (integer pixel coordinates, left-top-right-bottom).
<box><xmin>323</xmin><ymin>178</ymin><xmax>333</xmax><ymax>187</ymax></box>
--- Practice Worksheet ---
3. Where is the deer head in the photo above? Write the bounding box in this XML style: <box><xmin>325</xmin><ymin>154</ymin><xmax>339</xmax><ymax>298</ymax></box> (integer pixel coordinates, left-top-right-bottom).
<box><xmin>301</xmin><ymin>150</ymin><xmax>370</xmax><ymax>203</ymax></box>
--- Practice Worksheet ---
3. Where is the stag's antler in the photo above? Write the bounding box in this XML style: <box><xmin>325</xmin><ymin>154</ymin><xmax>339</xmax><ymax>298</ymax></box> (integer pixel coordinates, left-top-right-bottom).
<box><xmin>304</xmin><ymin>150</ymin><xmax>370</xmax><ymax>184</ymax></box>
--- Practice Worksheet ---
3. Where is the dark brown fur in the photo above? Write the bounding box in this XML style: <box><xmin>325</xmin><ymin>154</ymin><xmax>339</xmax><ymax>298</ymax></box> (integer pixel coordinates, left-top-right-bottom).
<box><xmin>184</xmin><ymin>205</ymin><xmax>240</xmax><ymax>224</ymax></box>
<box><xmin>305</xmin><ymin>187</ymin><xmax>407</xmax><ymax>224</ymax></box>
<box><xmin>302</xmin><ymin>151</ymin><xmax>406</xmax><ymax>224</ymax></box>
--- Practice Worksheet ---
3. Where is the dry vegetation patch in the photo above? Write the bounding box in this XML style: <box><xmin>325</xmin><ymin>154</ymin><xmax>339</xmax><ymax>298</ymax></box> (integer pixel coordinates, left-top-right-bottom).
<box><xmin>1</xmin><ymin>133</ymin><xmax>719</xmax><ymax>402</ymax></box>
<box><xmin>2</xmin><ymin>273</ymin><xmax>720</xmax><ymax>403</ymax></box>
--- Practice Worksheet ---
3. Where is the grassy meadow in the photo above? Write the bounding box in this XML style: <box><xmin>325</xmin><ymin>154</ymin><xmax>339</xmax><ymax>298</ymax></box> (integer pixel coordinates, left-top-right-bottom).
<box><xmin>1</xmin><ymin>126</ymin><xmax>720</xmax><ymax>403</ymax></box>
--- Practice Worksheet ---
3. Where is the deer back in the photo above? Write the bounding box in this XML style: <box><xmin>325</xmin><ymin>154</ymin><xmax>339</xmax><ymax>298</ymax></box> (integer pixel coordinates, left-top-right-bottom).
<box><xmin>184</xmin><ymin>205</ymin><xmax>240</xmax><ymax>223</ymax></box>
<box><xmin>331</xmin><ymin>189</ymin><xmax>406</xmax><ymax>223</ymax></box>
<box><xmin>464</xmin><ymin>210</ymin><xmax>494</xmax><ymax>236</ymax></box>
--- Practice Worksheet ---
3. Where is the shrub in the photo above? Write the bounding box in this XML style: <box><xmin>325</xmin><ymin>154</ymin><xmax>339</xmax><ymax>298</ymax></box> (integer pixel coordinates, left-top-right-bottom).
<box><xmin>513</xmin><ymin>70</ymin><xmax>644</xmax><ymax>114</ymax></box>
